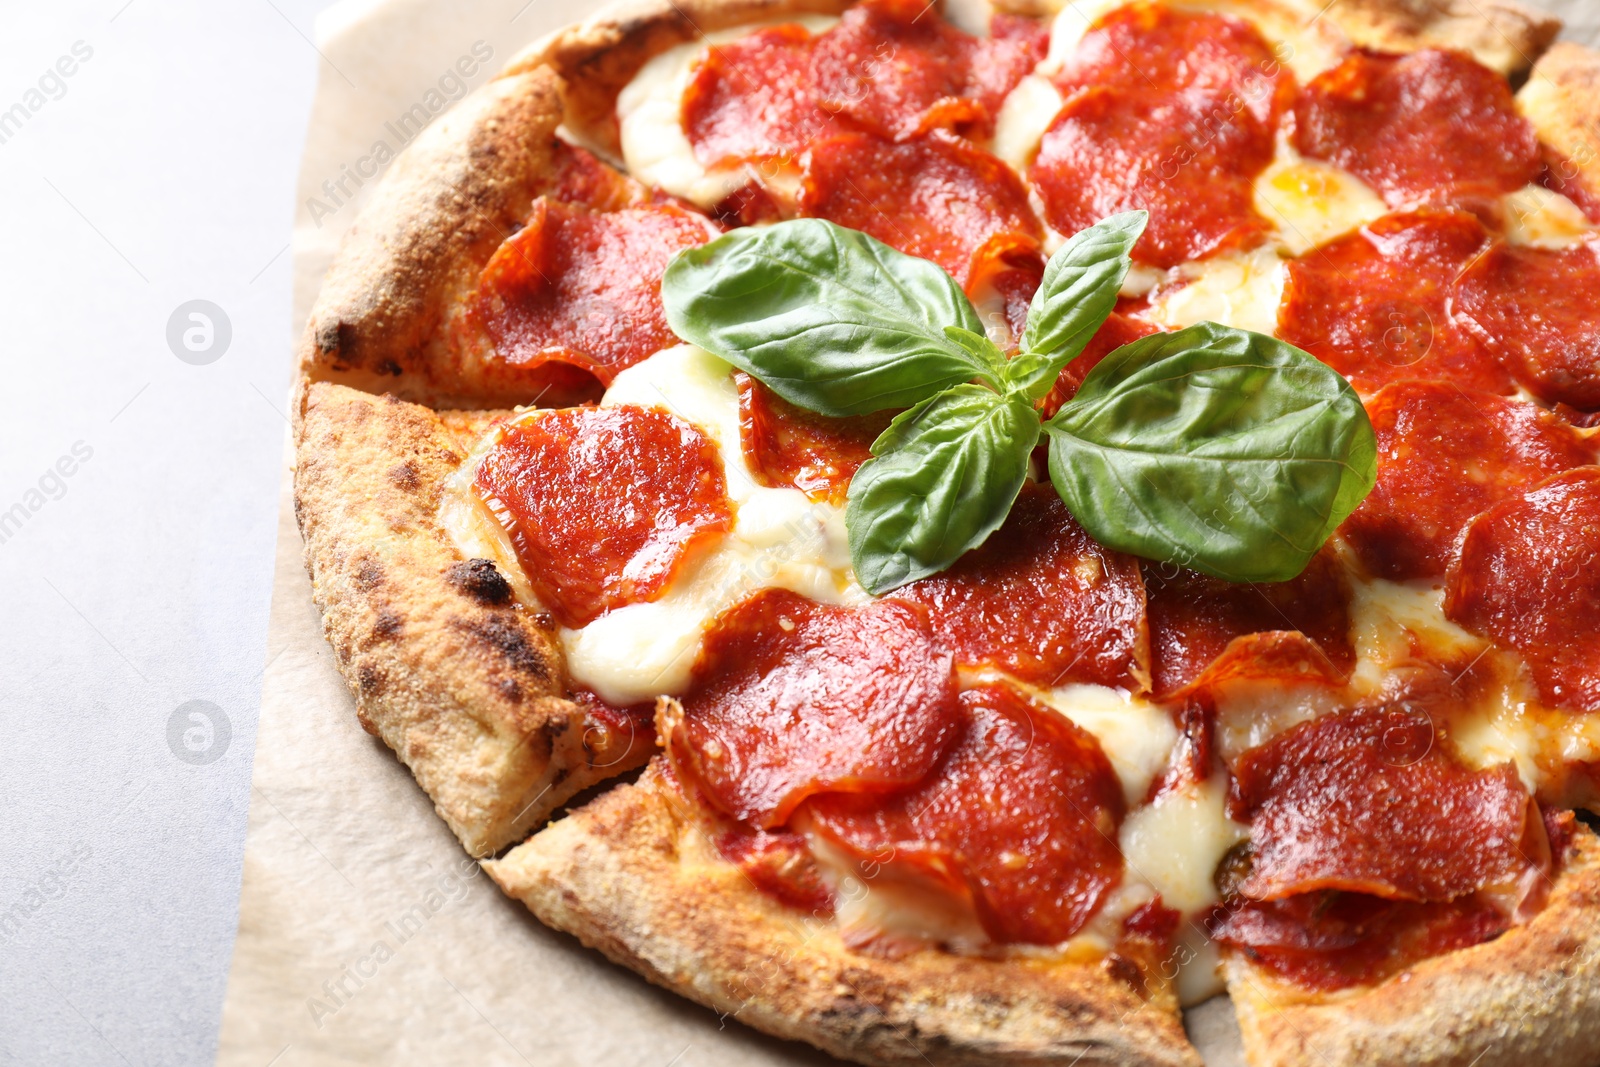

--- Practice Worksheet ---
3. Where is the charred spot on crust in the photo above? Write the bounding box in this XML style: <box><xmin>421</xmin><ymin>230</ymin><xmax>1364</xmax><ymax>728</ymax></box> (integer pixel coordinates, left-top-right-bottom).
<box><xmin>457</xmin><ymin>615</ymin><xmax>551</xmax><ymax>682</ymax></box>
<box><xmin>387</xmin><ymin>460</ymin><xmax>420</xmax><ymax>490</ymax></box>
<box><xmin>358</xmin><ymin>664</ymin><xmax>385</xmax><ymax>697</ymax></box>
<box><xmin>372</xmin><ymin>609</ymin><xmax>404</xmax><ymax>641</ymax></box>
<box><xmin>1104</xmin><ymin>953</ymin><xmax>1147</xmax><ymax>997</ymax></box>
<box><xmin>354</xmin><ymin>558</ymin><xmax>385</xmax><ymax>590</ymax></box>
<box><xmin>447</xmin><ymin>558</ymin><xmax>514</xmax><ymax>606</ymax></box>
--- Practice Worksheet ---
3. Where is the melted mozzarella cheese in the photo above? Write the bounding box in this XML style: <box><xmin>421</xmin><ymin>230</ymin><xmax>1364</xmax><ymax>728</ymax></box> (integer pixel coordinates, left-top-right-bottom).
<box><xmin>1037</xmin><ymin>0</ymin><xmax>1128</xmax><ymax>76</ymax></box>
<box><xmin>1039</xmin><ymin>684</ymin><xmax>1180</xmax><ymax>805</ymax></box>
<box><xmin>1145</xmin><ymin>246</ymin><xmax>1286</xmax><ymax>336</ymax></box>
<box><xmin>991</xmin><ymin>74</ymin><xmax>1063</xmax><ymax>172</ymax></box>
<box><xmin>565</xmin><ymin>345</ymin><xmax>862</xmax><ymax>705</ymax></box>
<box><xmin>1120</xmin><ymin>777</ymin><xmax>1248</xmax><ymax>915</ymax></box>
<box><xmin>1502</xmin><ymin>184</ymin><xmax>1599</xmax><ymax>248</ymax></box>
<box><xmin>1254</xmin><ymin>149</ymin><xmax>1387</xmax><ymax>255</ymax></box>
<box><xmin>617</xmin><ymin>16</ymin><xmax>839</xmax><ymax>207</ymax></box>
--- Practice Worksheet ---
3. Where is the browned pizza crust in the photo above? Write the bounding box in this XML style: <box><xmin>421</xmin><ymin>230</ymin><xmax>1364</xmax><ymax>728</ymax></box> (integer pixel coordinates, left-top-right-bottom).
<box><xmin>487</xmin><ymin>758</ymin><xmax>1202</xmax><ymax>1067</ymax></box>
<box><xmin>1318</xmin><ymin>0</ymin><xmax>1561</xmax><ymax>77</ymax></box>
<box><xmin>293</xmin><ymin>381</ymin><xmax>654</xmax><ymax>856</ymax></box>
<box><xmin>1519</xmin><ymin>42</ymin><xmax>1600</xmax><ymax>203</ymax></box>
<box><xmin>1226</xmin><ymin>826</ymin><xmax>1600</xmax><ymax>1067</ymax></box>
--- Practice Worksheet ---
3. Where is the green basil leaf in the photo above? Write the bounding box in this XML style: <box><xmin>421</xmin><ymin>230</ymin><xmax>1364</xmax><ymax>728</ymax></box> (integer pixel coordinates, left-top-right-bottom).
<box><xmin>943</xmin><ymin>325</ymin><xmax>1009</xmax><ymax>382</ymax></box>
<box><xmin>662</xmin><ymin>219</ymin><xmax>992</xmax><ymax>417</ymax></box>
<box><xmin>1011</xmin><ymin>210</ymin><xmax>1147</xmax><ymax>401</ymax></box>
<box><xmin>1044</xmin><ymin>322</ymin><xmax>1376</xmax><ymax>583</ymax></box>
<box><xmin>847</xmin><ymin>385</ymin><xmax>1039</xmax><ymax>594</ymax></box>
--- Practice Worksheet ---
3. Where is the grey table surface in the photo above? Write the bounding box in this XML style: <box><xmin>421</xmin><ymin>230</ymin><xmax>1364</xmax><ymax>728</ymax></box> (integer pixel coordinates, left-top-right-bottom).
<box><xmin>1</xmin><ymin>1</ymin><xmax>1595</xmax><ymax>1065</ymax></box>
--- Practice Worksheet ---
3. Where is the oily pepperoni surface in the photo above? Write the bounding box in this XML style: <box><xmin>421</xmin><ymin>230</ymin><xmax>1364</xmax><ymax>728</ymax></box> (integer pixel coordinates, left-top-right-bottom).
<box><xmin>473</xmin><ymin>198</ymin><xmax>711</xmax><ymax>392</ymax></box>
<box><xmin>1445</xmin><ymin>468</ymin><xmax>1600</xmax><ymax>712</ymax></box>
<box><xmin>799</xmin><ymin>131</ymin><xmax>1043</xmax><ymax>287</ymax></box>
<box><xmin>673</xmin><ymin>589</ymin><xmax>959</xmax><ymax>828</ymax></box>
<box><xmin>1451</xmin><ymin>239</ymin><xmax>1600</xmax><ymax>410</ymax></box>
<box><xmin>683</xmin><ymin>23</ymin><xmax>835</xmax><ymax>168</ymax></box>
<box><xmin>715</xmin><ymin>827</ymin><xmax>834</xmax><ymax>915</ymax></box>
<box><xmin>1039</xmin><ymin>310</ymin><xmax>1161</xmax><ymax>418</ymax></box>
<box><xmin>807</xmin><ymin>683</ymin><xmax>1126</xmax><ymax>945</ymax></box>
<box><xmin>1051</xmin><ymin>1</ymin><xmax>1291</xmax><ymax>128</ymax></box>
<box><xmin>1032</xmin><ymin>88</ymin><xmax>1275</xmax><ymax>269</ymax></box>
<box><xmin>893</xmin><ymin>485</ymin><xmax>1151</xmax><ymax>690</ymax></box>
<box><xmin>1032</xmin><ymin>4</ymin><xmax>1286</xmax><ymax>269</ymax></box>
<box><xmin>736</xmin><ymin>374</ymin><xmax>890</xmax><ymax>503</ymax></box>
<box><xmin>545</xmin><ymin>141</ymin><xmax>649</xmax><ymax>211</ymax></box>
<box><xmin>473</xmin><ymin>407</ymin><xmax>732</xmax><ymax>627</ymax></box>
<box><xmin>811</xmin><ymin>0</ymin><xmax>1047</xmax><ymax>142</ymax></box>
<box><xmin>1276</xmin><ymin>208</ymin><xmax>1510</xmax><ymax>396</ymax></box>
<box><xmin>1293</xmin><ymin>49</ymin><xmax>1540</xmax><ymax>211</ymax></box>
<box><xmin>1342</xmin><ymin>382</ymin><xmax>1595</xmax><ymax>580</ymax></box>
<box><xmin>1230</xmin><ymin>705</ymin><xmax>1535</xmax><ymax>902</ymax></box>
<box><xmin>1213</xmin><ymin>891</ymin><xmax>1509</xmax><ymax>992</ymax></box>
<box><xmin>1143</xmin><ymin>548</ymin><xmax>1354</xmax><ymax>698</ymax></box>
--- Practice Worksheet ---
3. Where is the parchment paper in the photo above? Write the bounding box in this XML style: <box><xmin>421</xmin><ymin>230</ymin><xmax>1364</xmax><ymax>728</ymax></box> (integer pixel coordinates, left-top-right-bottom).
<box><xmin>217</xmin><ymin>2</ymin><xmax>1591</xmax><ymax>1063</ymax></box>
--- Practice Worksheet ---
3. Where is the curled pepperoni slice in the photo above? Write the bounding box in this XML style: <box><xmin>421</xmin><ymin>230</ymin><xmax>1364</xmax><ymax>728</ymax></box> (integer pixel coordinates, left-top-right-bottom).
<box><xmin>1053</xmin><ymin>2</ymin><xmax>1292</xmax><ymax>128</ymax></box>
<box><xmin>812</xmin><ymin>0</ymin><xmax>1046</xmax><ymax>142</ymax></box>
<box><xmin>1445</xmin><ymin>468</ymin><xmax>1600</xmax><ymax>712</ymax></box>
<box><xmin>1342</xmin><ymin>382</ymin><xmax>1595</xmax><ymax>580</ymax></box>
<box><xmin>1144</xmin><ymin>548</ymin><xmax>1353</xmax><ymax>698</ymax></box>
<box><xmin>1293</xmin><ymin>49</ymin><xmax>1540</xmax><ymax>211</ymax></box>
<box><xmin>671</xmin><ymin>589</ymin><xmax>959</xmax><ymax>828</ymax></box>
<box><xmin>1451</xmin><ymin>239</ymin><xmax>1600</xmax><ymax>410</ymax></box>
<box><xmin>1038</xmin><ymin>310</ymin><xmax>1160</xmax><ymax>418</ymax></box>
<box><xmin>683</xmin><ymin>23</ymin><xmax>835</xmax><ymax>169</ymax></box>
<box><xmin>1213</xmin><ymin>892</ymin><xmax>1509</xmax><ymax>992</ymax></box>
<box><xmin>1276</xmin><ymin>208</ymin><xmax>1510</xmax><ymax>395</ymax></box>
<box><xmin>545</xmin><ymin>141</ymin><xmax>650</xmax><ymax>211</ymax></box>
<box><xmin>1230</xmin><ymin>705</ymin><xmax>1537</xmax><ymax>902</ymax></box>
<box><xmin>472</xmin><ymin>199</ymin><xmax>712</xmax><ymax>394</ymax></box>
<box><xmin>473</xmin><ymin>407</ymin><xmax>732</xmax><ymax>627</ymax></box>
<box><xmin>798</xmin><ymin>131</ymin><xmax>1043</xmax><ymax>287</ymax></box>
<box><xmin>715</xmin><ymin>827</ymin><xmax>834</xmax><ymax>915</ymax></box>
<box><xmin>808</xmin><ymin>683</ymin><xmax>1126</xmax><ymax>945</ymax></box>
<box><xmin>1032</xmin><ymin>88</ymin><xmax>1276</xmax><ymax>269</ymax></box>
<box><xmin>893</xmin><ymin>486</ymin><xmax>1151</xmax><ymax>690</ymax></box>
<box><xmin>736</xmin><ymin>374</ymin><xmax>890</xmax><ymax>503</ymax></box>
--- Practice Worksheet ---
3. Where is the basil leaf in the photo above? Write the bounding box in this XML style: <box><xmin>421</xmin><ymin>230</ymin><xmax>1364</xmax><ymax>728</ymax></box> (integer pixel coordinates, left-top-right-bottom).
<box><xmin>1010</xmin><ymin>210</ymin><xmax>1147</xmax><ymax>401</ymax></box>
<box><xmin>942</xmin><ymin>325</ymin><xmax>1009</xmax><ymax>382</ymax></box>
<box><xmin>662</xmin><ymin>219</ymin><xmax>992</xmax><ymax>417</ymax></box>
<box><xmin>1044</xmin><ymin>322</ymin><xmax>1375</xmax><ymax>583</ymax></box>
<box><xmin>847</xmin><ymin>385</ymin><xmax>1039</xmax><ymax>594</ymax></box>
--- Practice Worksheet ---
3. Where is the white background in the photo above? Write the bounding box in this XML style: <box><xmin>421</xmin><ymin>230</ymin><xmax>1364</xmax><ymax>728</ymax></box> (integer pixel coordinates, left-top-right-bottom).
<box><xmin>1</xmin><ymin>0</ymin><xmax>1595</xmax><ymax>1065</ymax></box>
<box><xmin>0</xmin><ymin>2</ymin><xmax>330</xmax><ymax>1064</ymax></box>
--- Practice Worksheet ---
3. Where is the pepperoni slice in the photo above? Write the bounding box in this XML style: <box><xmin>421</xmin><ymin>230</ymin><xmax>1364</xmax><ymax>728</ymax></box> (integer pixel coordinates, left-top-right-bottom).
<box><xmin>545</xmin><ymin>141</ymin><xmax>648</xmax><ymax>211</ymax></box>
<box><xmin>892</xmin><ymin>485</ymin><xmax>1151</xmax><ymax>690</ymax></box>
<box><xmin>1229</xmin><ymin>705</ymin><xmax>1536</xmax><ymax>902</ymax></box>
<box><xmin>1052</xmin><ymin>2</ymin><xmax>1291</xmax><ymax>128</ymax></box>
<box><xmin>811</xmin><ymin>0</ymin><xmax>1046</xmax><ymax>142</ymax></box>
<box><xmin>736</xmin><ymin>374</ymin><xmax>890</xmax><ymax>503</ymax></box>
<box><xmin>1542</xmin><ymin>147</ymin><xmax>1600</xmax><ymax>224</ymax></box>
<box><xmin>1445</xmin><ymin>468</ymin><xmax>1600</xmax><ymax>712</ymax></box>
<box><xmin>1032</xmin><ymin>88</ymin><xmax>1275</xmax><ymax>269</ymax></box>
<box><xmin>1039</xmin><ymin>310</ymin><xmax>1161</xmax><ymax>418</ymax></box>
<box><xmin>1032</xmin><ymin>4</ymin><xmax>1286</xmax><ymax>269</ymax></box>
<box><xmin>808</xmin><ymin>683</ymin><xmax>1126</xmax><ymax>945</ymax></box>
<box><xmin>1342</xmin><ymin>382</ymin><xmax>1595</xmax><ymax>580</ymax></box>
<box><xmin>1293</xmin><ymin>49</ymin><xmax>1540</xmax><ymax>211</ymax></box>
<box><xmin>1276</xmin><ymin>208</ymin><xmax>1511</xmax><ymax>396</ymax></box>
<box><xmin>671</xmin><ymin>590</ymin><xmax>959</xmax><ymax>828</ymax></box>
<box><xmin>798</xmin><ymin>131</ymin><xmax>1043</xmax><ymax>287</ymax></box>
<box><xmin>1451</xmin><ymin>239</ymin><xmax>1600</xmax><ymax>410</ymax></box>
<box><xmin>683</xmin><ymin>23</ymin><xmax>835</xmax><ymax>169</ymax></box>
<box><xmin>472</xmin><ymin>198</ymin><xmax>712</xmax><ymax>394</ymax></box>
<box><xmin>473</xmin><ymin>407</ymin><xmax>733</xmax><ymax>627</ymax></box>
<box><xmin>1144</xmin><ymin>548</ymin><xmax>1353</xmax><ymax>698</ymax></box>
<box><xmin>715</xmin><ymin>827</ymin><xmax>834</xmax><ymax>915</ymax></box>
<box><xmin>1213</xmin><ymin>892</ymin><xmax>1509</xmax><ymax>992</ymax></box>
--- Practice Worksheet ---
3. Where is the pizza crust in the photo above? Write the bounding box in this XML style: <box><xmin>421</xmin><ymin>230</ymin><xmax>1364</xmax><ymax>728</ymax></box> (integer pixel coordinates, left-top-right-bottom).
<box><xmin>1519</xmin><ymin>42</ymin><xmax>1600</xmax><ymax>201</ymax></box>
<box><xmin>487</xmin><ymin>758</ymin><xmax>1203</xmax><ymax>1067</ymax></box>
<box><xmin>1226</xmin><ymin>826</ymin><xmax>1600</xmax><ymax>1067</ymax></box>
<box><xmin>293</xmin><ymin>381</ymin><xmax>654</xmax><ymax>856</ymax></box>
<box><xmin>1314</xmin><ymin>0</ymin><xmax>1560</xmax><ymax>78</ymax></box>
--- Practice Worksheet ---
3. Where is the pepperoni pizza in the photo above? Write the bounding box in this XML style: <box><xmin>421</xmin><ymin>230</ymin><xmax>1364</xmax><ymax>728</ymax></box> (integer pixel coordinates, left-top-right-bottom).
<box><xmin>292</xmin><ymin>0</ymin><xmax>1600</xmax><ymax>1064</ymax></box>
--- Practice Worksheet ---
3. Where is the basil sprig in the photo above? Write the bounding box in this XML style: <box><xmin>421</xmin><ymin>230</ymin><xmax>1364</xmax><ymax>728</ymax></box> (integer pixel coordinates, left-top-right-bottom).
<box><xmin>662</xmin><ymin>215</ymin><xmax>1375</xmax><ymax>594</ymax></box>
